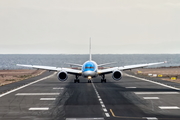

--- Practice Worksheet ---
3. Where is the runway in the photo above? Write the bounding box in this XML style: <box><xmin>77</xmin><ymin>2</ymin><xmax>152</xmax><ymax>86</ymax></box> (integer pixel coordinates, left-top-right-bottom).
<box><xmin>0</xmin><ymin>71</ymin><xmax>180</xmax><ymax>120</ymax></box>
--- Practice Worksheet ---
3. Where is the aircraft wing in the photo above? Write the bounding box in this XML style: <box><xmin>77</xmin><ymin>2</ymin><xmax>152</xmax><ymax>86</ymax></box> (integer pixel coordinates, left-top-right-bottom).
<box><xmin>98</xmin><ymin>61</ymin><xmax>166</xmax><ymax>75</ymax></box>
<box><xmin>65</xmin><ymin>63</ymin><xmax>82</xmax><ymax>67</ymax></box>
<box><xmin>17</xmin><ymin>64</ymin><xmax>82</xmax><ymax>75</ymax></box>
<box><xmin>97</xmin><ymin>62</ymin><xmax>116</xmax><ymax>67</ymax></box>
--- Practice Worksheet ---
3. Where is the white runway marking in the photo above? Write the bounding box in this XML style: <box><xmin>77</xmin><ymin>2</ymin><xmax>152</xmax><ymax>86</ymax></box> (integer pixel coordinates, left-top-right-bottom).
<box><xmin>103</xmin><ymin>108</ymin><xmax>107</xmax><ymax>112</ymax></box>
<box><xmin>101</xmin><ymin>104</ymin><xmax>105</xmax><ymax>108</ymax></box>
<box><xmin>143</xmin><ymin>97</ymin><xmax>159</xmax><ymax>99</ymax></box>
<box><xmin>16</xmin><ymin>93</ymin><xmax>60</xmax><ymax>96</ymax></box>
<box><xmin>159</xmin><ymin>106</ymin><xmax>180</xmax><ymax>109</ymax></box>
<box><xmin>40</xmin><ymin>98</ymin><xmax>56</xmax><ymax>100</ymax></box>
<box><xmin>125</xmin><ymin>74</ymin><xmax>180</xmax><ymax>91</ymax></box>
<box><xmin>134</xmin><ymin>92</ymin><xmax>179</xmax><ymax>95</ymax></box>
<box><xmin>144</xmin><ymin>117</ymin><xmax>158</xmax><ymax>120</ymax></box>
<box><xmin>66</xmin><ymin>118</ymin><xmax>104</xmax><ymax>120</ymax></box>
<box><xmin>91</xmin><ymin>81</ymin><xmax>110</xmax><ymax>117</ymax></box>
<box><xmin>105</xmin><ymin>113</ymin><xmax>110</xmax><ymax>117</ymax></box>
<box><xmin>0</xmin><ymin>72</ymin><xmax>56</xmax><ymax>97</ymax></box>
<box><xmin>125</xmin><ymin>87</ymin><xmax>137</xmax><ymax>88</ymax></box>
<box><xmin>29</xmin><ymin>107</ymin><xmax>49</xmax><ymax>110</ymax></box>
<box><xmin>53</xmin><ymin>87</ymin><xmax>64</xmax><ymax>89</ymax></box>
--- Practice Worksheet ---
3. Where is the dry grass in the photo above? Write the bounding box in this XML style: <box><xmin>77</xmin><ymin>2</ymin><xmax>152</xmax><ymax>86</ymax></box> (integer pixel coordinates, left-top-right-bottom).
<box><xmin>132</xmin><ymin>67</ymin><xmax>180</xmax><ymax>84</ymax></box>
<box><xmin>0</xmin><ymin>69</ymin><xmax>45</xmax><ymax>86</ymax></box>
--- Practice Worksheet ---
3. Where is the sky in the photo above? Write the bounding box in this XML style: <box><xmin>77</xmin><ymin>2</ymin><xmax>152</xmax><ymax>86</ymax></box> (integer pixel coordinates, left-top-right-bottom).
<box><xmin>0</xmin><ymin>0</ymin><xmax>180</xmax><ymax>54</ymax></box>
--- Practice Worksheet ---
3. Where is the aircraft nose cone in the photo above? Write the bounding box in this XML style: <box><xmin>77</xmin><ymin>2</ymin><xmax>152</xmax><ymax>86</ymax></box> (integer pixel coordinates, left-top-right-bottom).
<box><xmin>83</xmin><ymin>71</ymin><xmax>94</xmax><ymax>77</ymax></box>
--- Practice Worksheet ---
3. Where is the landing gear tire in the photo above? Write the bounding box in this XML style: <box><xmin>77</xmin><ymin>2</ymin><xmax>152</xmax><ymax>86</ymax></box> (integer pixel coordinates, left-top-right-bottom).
<box><xmin>101</xmin><ymin>79</ymin><xmax>106</xmax><ymax>83</ymax></box>
<box><xmin>101</xmin><ymin>74</ymin><xmax>106</xmax><ymax>83</ymax></box>
<box><xmin>74</xmin><ymin>79</ymin><xmax>80</xmax><ymax>83</ymax></box>
<box><xmin>88</xmin><ymin>80</ymin><xmax>91</xmax><ymax>83</ymax></box>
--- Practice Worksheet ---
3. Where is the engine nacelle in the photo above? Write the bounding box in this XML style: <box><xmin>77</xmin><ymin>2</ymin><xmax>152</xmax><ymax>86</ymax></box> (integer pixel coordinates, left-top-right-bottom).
<box><xmin>57</xmin><ymin>71</ymin><xmax>68</xmax><ymax>81</ymax></box>
<box><xmin>112</xmin><ymin>70</ymin><xmax>123</xmax><ymax>81</ymax></box>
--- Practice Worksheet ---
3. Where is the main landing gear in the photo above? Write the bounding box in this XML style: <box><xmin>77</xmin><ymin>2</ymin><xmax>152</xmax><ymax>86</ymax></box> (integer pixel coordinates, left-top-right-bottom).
<box><xmin>101</xmin><ymin>74</ymin><xmax>106</xmax><ymax>83</ymax></box>
<box><xmin>74</xmin><ymin>75</ymin><xmax>80</xmax><ymax>83</ymax></box>
<box><xmin>88</xmin><ymin>80</ymin><xmax>91</xmax><ymax>83</ymax></box>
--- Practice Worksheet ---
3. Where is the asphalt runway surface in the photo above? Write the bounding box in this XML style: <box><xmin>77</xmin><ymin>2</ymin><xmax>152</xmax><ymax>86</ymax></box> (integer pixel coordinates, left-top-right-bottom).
<box><xmin>0</xmin><ymin>71</ymin><xmax>180</xmax><ymax>120</ymax></box>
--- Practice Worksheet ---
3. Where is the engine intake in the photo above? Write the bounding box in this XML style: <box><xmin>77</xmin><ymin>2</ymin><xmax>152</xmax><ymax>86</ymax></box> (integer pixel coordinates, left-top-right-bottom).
<box><xmin>112</xmin><ymin>70</ymin><xmax>122</xmax><ymax>80</ymax></box>
<box><xmin>57</xmin><ymin>71</ymin><xmax>68</xmax><ymax>81</ymax></box>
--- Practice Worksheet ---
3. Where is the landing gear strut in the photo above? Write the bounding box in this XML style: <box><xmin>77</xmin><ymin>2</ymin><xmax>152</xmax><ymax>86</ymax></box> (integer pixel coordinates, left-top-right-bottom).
<box><xmin>88</xmin><ymin>80</ymin><xmax>91</xmax><ymax>83</ymax></box>
<box><xmin>101</xmin><ymin>74</ymin><xmax>106</xmax><ymax>83</ymax></box>
<box><xmin>74</xmin><ymin>75</ymin><xmax>80</xmax><ymax>83</ymax></box>
<box><xmin>88</xmin><ymin>76</ymin><xmax>92</xmax><ymax>83</ymax></box>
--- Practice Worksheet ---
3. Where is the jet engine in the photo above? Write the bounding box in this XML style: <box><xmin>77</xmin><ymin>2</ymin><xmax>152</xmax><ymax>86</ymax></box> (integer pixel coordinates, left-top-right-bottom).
<box><xmin>112</xmin><ymin>70</ymin><xmax>122</xmax><ymax>80</ymax></box>
<box><xmin>57</xmin><ymin>71</ymin><xmax>68</xmax><ymax>81</ymax></box>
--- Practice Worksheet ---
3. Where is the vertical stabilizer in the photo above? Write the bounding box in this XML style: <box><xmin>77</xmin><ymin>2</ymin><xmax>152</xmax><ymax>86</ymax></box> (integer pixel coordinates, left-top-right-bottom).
<box><xmin>89</xmin><ymin>38</ymin><xmax>92</xmax><ymax>61</ymax></box>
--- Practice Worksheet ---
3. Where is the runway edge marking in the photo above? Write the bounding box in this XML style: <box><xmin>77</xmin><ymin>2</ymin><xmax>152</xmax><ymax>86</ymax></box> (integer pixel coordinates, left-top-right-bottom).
<box><xmin>0</xmin><ymin>72</ymin><xmax>56</xmax><ymax>97</ymax></box>
<box><xmin>125</xmin><ymin>73</ymin><xmax>180</xmax><ymax>91</ymax></box>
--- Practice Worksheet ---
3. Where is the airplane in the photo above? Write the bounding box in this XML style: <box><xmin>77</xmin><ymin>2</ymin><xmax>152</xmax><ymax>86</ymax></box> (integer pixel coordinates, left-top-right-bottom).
<box><xmin>17</xmin><ymin>40</ymin><xmax>166</xmax><ymax>83</ymax></box>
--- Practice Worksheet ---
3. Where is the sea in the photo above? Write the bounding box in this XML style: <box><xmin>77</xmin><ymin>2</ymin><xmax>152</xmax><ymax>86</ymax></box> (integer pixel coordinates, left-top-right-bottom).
<box><xmin>0</xmin><ymin>54</ymin><xmax>179</xmax><ymax>70</ymax></box>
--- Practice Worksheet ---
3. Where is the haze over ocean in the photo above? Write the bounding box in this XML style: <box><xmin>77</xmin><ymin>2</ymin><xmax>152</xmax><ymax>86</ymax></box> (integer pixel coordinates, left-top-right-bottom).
<box><xmin>0</xmin><ymin>54</ymin><xmax>179</xmax><ymax>70</ymax></box>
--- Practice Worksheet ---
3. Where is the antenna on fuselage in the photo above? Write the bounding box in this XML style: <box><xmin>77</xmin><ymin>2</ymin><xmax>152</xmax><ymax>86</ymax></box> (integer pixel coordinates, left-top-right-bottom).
<box><xmin>89</xmin><ymin>38</ymin><xmax>92</xmax><ymax>61</ymax></box>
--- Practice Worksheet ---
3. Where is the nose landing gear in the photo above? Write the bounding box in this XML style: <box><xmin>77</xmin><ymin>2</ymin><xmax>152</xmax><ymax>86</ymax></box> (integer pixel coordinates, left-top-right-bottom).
<box><xmin>88</xmin><ymin>76</ymin><xmax>92</xmax><ymax>83</ymax></box>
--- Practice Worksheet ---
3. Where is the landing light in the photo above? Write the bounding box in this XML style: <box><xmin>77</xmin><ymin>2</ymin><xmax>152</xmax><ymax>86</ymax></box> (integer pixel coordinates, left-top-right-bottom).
<box><xmin>88</xmin><ymin>76</ymin><xmax>92</xmax><ymax>80</ymax></box>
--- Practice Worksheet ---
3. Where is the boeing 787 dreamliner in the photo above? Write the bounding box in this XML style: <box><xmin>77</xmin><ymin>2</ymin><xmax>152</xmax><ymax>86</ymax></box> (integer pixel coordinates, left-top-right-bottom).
<box><xmin>17</xmin><ymin>40</ymin><xmax>166</xmax><ymax>83</ymax></box>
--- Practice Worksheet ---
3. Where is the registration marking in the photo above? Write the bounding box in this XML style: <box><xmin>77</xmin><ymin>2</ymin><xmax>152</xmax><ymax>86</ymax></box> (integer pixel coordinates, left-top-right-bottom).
<box><xmin>134</xmin><ymin>92</ymin><xmax>179</xmax><ymax>95</ymax></box>
<box><xmin>159</xmin><ymin>106</ymin><xmax>180</xmax><ymax>109</ymax></box>
<box><xmin>16</xmin><ymin>93</ymin><xmax>60</xmax><ymax>96</ymax></box>
<box><xmin>40</xmin><ymin>98</ymin><xmax>56</xmax><ymax>100</ymax></box>
<box><xmin>143</xmin><ymin>97</ymin><xmax>159</xmax><ymax>99</ymax></box>
<box><xmin>29</xmin><ymin>107</ymin><xmax>49</xmax><ymax>110</ymax></box>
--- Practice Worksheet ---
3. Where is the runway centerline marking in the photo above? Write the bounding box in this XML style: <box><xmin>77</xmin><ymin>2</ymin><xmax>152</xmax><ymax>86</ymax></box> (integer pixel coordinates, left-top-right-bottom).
<box><xmin>91</xmin><ymin>81</ymin><xmax>110</xmax><ymax>117</ymax></box>
<box><xmin>125</xmin><ymin>73</ymin><xmax>180</xmax><ymax>91</ymax></box>
<box><xmin>0</xmin><ymin>72</ymin><xmax>56</xmax><ymax>98</ymax></box>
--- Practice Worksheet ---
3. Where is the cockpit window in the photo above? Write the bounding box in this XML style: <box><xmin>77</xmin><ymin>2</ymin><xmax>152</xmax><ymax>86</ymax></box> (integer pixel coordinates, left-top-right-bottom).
<box><xmin>85</xmin><ymin>67</ymin><xmax>94</xmax><ymax>69</ymax></box>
